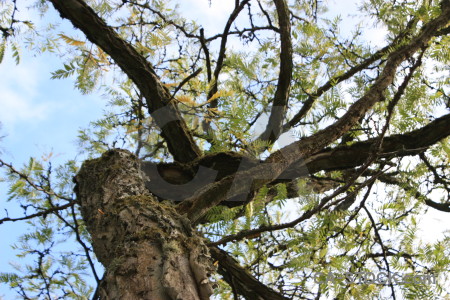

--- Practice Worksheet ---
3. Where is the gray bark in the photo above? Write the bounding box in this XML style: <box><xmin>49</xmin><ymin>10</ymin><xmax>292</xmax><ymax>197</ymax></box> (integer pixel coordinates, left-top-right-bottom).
<box><xmin>75</xmin><ymin>149</ymin><xmax>214</xmax><ymax>300</ymax></box>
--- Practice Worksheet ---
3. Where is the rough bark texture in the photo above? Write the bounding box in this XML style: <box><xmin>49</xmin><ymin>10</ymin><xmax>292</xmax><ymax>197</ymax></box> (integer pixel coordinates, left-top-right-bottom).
<box><xmin>141</xmin><ymin>113</ymin><xmax>450</xmax><ymax>207</ymax></box>
<box><xmin>284</xmin><ymin>112</ymin><xmax>450</xmax><ymax>177</ymax></box>
<box><xmin>45</xmin><ymin>0</ymin><xmax>450</xmax><ymax>298</ymax></box>
<box><xmin>49</xmin><ymin>0</ymin><xmax>201</xmax><ymax>163</ymax></box>
<box><xmin>140</xmin><ymin>151</ymin><xmax>258</xmax><ymax>205</ymax></box>
<box><xmin>74</xmin><ymin>150</ymin><xmax>214</xmax><ymax>300</ymax></box>
<box><xmin>209</xmin><ymin>247</ymin><xmax>290</xmax><ymax>300</ymax></box>
<box><xmin>149</xmin><ymin>114</ymin><xmax>447</xmax><ymax>220</ymax></box>
<box><xmin>176</xmin><ymin>1</ymin><xmax>450</xmax><ymax>223</ymax></box>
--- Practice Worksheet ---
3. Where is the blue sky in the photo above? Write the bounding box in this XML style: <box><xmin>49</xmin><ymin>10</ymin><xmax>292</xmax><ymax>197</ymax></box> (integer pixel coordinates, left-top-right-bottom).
<box><xmin>0</xmin><ymin>0</ymin><xmax>449</xmax><ymax>298</ymax></box>
<box><xmin>0</xmin><ymin>39</ymin><xmax>106</xmax><ymax>299</ymax></box>
<box><xmin>0</xmin><ymin>2</ymin><xmax>106</xmax><ymax>296</ymax></box>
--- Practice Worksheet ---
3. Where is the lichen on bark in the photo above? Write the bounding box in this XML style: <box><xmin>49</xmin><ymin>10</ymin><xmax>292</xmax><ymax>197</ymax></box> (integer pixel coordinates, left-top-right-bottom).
<box><xmin>75</xmin><ymin>149</ymin><xmax>214</xmax><ymax>300</ymax></box>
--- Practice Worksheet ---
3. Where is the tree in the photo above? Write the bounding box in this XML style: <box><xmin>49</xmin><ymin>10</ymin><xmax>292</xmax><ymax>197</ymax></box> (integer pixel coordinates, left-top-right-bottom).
<box><xmin>1</xmin><ymin>0</ymin><xmax>450</xmax><ymax>298</ymax></box>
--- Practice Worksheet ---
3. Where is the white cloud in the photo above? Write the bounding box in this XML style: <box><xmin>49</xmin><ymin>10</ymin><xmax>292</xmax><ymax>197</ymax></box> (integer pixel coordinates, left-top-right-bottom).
<box><xmin>0</xmin><ymin>89</ymin><xmax>50</xmax><ymax>124</ymax></box>
<box><xmin>177</xmin><ymin>0</ymin><xmax>235</xmax><ymax>33</ymax></box>
<box><xmin>0</xmin><ymin>55</ymin><xmax>50</xmax><ymax>127</ymax></box>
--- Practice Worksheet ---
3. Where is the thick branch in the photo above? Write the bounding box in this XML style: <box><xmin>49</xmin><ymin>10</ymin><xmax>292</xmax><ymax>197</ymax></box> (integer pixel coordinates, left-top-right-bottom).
<box><xmin>269</xmin><ymin>3</ymin><xmax>449</xmax><ymax>164</ymax></box>
<box><xmin>177</xmin><ymin>6</ymin><xmax>450</xmax><ymax>224</ymax></box>
<box><xmin>143</xmin><ymin>113</ymin><xmax>450</xmax><ymax>211</ymax></box>
<box><xmin>209</xmin><ymin>246</ymin><xmax>289</xmax><ymax>300</ymax></box>
<box><xmin>258</xmin><ymin>0</ymin><xmax>293</xmax><ymax>143</ymax></box>
<box><xmin>296</xmin><ymin>113</ymin><xmax>450</xmax><ymax>175</ymax></box>
<box><xmin>283</xmin><ymin>17</ymin><xmax>420</xmax><ymax>131</ymax></box>
<box><xmin>49</xmin><ymin>0</ymin><xmax>201</xmax><ymax>163</ymax></box>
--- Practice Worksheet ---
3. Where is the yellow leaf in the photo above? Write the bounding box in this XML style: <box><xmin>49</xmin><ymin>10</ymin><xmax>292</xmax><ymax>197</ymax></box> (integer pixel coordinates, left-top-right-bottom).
<box><xmin>96</xmin><ymin>48</ymin><xmax>109</xmax><ymax>65</ymax></box>
<box><xmin>58</xmin><ymin>34</ymin><xmax>85</xmax><ymax>47</ymax></box>
<box><xmin>126</xmin><ymin>125</ymin><xmax>143</xmax><ymax>134</ymax></box>
<box><xmin>208</xmin><ymin>107</ymin><xmax>220</xmax><ymax>114</ymax></box>
<box><xmin>177</xmin><ymin>95</ymin><xmax>196</xmax><ymax>106</ymax></box>
<box><xmin>135</xmin><ymin>42</ymin><xmax>153</xmax><ymax>55</ymax></box>
<box><xmin>206</xmin><ymin>90</ymin><xmax>234</xmax><ymax>103</ymax></box>
<box><xmin>41</xmin><ymin>152</ymin><xmax>54</xmax><ymax>162</ymax></box>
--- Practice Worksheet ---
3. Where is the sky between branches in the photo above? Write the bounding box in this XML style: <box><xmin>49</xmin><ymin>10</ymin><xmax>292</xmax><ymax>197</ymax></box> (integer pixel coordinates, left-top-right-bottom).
<box><xmin>0</xmin><ymin>0</ymin><xmax>449</xmax><ymax>297</ymax></box>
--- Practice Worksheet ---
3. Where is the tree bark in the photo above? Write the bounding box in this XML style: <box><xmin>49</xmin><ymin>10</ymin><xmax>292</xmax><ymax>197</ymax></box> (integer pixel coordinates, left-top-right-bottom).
<box><xmin>141</xmin><ymin>113</ymin><xmax>450</xmax><ymax>208</ymax></box>
<box><xmin>177</xmin><ymin>1</ymin><xmax>450</xmax><ymax>223</ymax></box>
<box><xmin>209</xmin><ymin>247</ymin><xmax>290</xmax><ymax>300</ymax></box>
<box><xmin>49</xmin><ymin>0</ymin><xmax>201</xmax><ymax>163</ymax></box>
<box><xmin>74</xmin><ymin>150</ymin><xmax>214</xmax><ymax>300</ymax></box>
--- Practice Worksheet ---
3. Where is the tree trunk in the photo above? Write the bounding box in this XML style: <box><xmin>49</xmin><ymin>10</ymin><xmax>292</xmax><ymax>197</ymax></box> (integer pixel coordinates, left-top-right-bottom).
<box><xmin>74</xmin><ymin>149</ymin><xmax>214</xmax><ymax>300</ymax></box>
